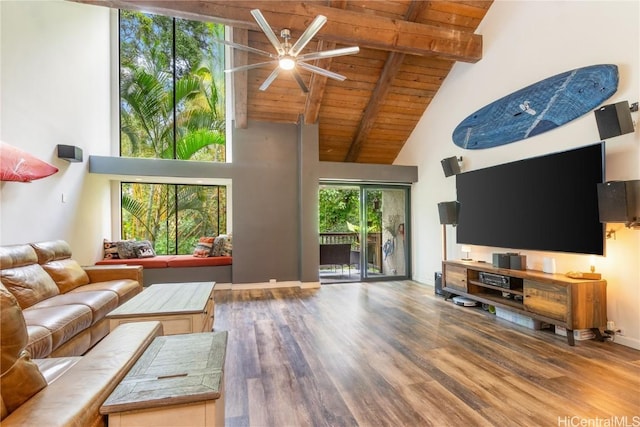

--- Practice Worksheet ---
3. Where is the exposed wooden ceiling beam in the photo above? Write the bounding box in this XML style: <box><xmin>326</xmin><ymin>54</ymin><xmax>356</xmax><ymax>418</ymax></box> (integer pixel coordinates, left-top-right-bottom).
<box><xmin>345</xmin><ymin>1</ymin><xmax>427</xmax><ymax>162</ymax></box>
<box><xmin>303</xmin><ymin>0</ymin><xmax>346</xmax><ymax>125</ymax></box>
<box><xmin>71</xmin><ymin>0</ymin><xmax>483</xmax><ymax>63</ymax></box>
<box><xmin>303</xmin><ymin>39</ymin><xmax>333</xmax><ymax>125</ymax></box>
<box><xmin>231</xmin><ymin>28</ymin><xmax>248</xmax><ymax>129</ymax></box>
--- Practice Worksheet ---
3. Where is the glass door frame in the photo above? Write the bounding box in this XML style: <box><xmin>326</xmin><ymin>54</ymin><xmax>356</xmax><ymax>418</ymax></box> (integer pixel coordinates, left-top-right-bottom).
<box><xmin>319</xmin><ymin>181</ymin><xmax>411</xmax><ymax>282</ymax></box>
<box><xmin>359</xmin><ymin>184</ymin><xmax>411</xmax><ymax>281</ymax></box>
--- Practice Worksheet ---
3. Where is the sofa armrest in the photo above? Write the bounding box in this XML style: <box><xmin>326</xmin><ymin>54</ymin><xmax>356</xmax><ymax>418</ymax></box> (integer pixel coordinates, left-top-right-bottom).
<box><xmin>2</xmin><ymin>321</ymin><xmax>163</xmax><ymax>426</ymax></box>
<box><xmin>83</xmin><ymin>265</ymin><xmax>143</xmax><ymax>284</ymax></box>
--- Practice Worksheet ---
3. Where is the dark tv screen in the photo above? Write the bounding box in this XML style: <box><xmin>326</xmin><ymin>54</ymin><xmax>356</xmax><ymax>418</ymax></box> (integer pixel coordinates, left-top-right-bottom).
<box><xmin>456</xmin><ymin>143</ymin><xmax>605</xmax><ymax>255</ymax></box>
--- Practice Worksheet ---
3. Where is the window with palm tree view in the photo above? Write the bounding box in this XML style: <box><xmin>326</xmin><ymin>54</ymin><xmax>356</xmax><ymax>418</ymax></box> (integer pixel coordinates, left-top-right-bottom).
<box><xmin>119</xmin><ymin>11</ymin><xmax>227</xmax><ymax>254</ymax></box>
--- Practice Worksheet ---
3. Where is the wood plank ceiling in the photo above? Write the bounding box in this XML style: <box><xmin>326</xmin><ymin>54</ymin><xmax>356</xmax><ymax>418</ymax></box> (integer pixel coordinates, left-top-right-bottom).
<box><xmin>74</xmin><ymin>0</ymin><xmax>493</xmax><ymax>164</ymax></box>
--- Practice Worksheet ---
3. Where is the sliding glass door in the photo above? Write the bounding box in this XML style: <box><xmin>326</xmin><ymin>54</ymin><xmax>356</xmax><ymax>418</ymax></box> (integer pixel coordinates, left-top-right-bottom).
<box><xmin>362</xmin><ymin>186</ymin><xmax>409</xmax><ymax>280</ymax></box>
<box><xmin>319</xmin><ymin>183</ymin><xmax>410</xmax><ymax>283</ymax></box>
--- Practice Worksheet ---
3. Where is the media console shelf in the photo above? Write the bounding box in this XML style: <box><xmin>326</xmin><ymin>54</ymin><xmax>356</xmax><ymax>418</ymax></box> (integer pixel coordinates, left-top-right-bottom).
<box><xmin>442</xmin><ymin>260</ymin><xmax>607</xmax><ymax>346</ymax></box>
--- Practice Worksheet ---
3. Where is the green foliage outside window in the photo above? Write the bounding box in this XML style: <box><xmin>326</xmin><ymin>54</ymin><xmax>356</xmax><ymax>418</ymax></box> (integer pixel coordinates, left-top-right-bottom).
<box><xmin>121</xmin><ymin>183</ymin><xmax>226</xmax><ymax>255</ymax></box>
<box><xmin>318</xmin><ymin>187</ymin><xmax>381</xmax><ymax>233</ymax></box>
<box><xmin>119</xmin><ymin>11</ymin><xmax>228</xmax><ymax>254</ymax></box>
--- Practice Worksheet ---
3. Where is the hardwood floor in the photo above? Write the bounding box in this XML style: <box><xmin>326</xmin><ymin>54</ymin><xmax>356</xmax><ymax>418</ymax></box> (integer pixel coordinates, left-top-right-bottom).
<box><xmin>214</xmin><ymin>281</ymin><xmax>640</xmax><ymax>427</ymax></box>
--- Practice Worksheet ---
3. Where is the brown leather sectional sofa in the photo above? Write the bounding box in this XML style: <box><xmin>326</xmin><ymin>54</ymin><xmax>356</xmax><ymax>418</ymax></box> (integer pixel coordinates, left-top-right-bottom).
<box><xmin>0</xmin><ymin>240</ymin><xmax>143</xmax><ymax>358</ymax></box>
<box><xmin>0</xmin><ymin>240</ymin><xmax>158</xmax><ymax>425</ymax></box>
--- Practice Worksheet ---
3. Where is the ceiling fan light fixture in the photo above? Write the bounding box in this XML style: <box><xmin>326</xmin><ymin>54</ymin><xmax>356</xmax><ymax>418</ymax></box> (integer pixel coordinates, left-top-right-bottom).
<box><xmin>279</xmin><ymin>57</ymin><xmax>296</xmax><ymax>70</ymax></box>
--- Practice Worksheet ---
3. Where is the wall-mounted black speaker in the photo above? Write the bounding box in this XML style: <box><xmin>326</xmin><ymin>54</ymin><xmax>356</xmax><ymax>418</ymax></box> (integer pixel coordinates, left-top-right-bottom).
<box><xmin>441</xmin><ymin>156</ymin><xmax>461</xmax><ymax>177</ymax></box>
<box><xmin>594</xmin><ymin>101</ymin><xmax>635</xmax><ymax>140</ymax></box>
<box><xmin>437</xmin><ymin>201</ymin><xmax>460</xmax><ymax>225</ymax></box>
<box><xmin>597</xmin><ymin>180</ymin><xmax>639</xmax><ymax>223</ymax></box>
<box><xmin>57</xmin><ymin>145</ymin><xmax>83</xmax><ymax>163</ymax></box>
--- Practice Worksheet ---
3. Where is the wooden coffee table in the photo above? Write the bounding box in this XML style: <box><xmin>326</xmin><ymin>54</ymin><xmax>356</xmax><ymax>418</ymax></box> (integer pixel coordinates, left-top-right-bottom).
<box><xmin>107</xmin><ymin>282</ymin><xmax>215</xmax><ymax>335</ymax></box>
<box><xmin>101</xmin><ymin>331</ymin><xmax>227</xmax><ymax>427</ymax></box>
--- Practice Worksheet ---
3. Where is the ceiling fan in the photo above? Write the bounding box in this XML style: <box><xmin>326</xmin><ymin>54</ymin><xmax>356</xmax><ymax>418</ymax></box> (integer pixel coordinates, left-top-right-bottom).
<box><xmin>218</xmin><ymin>9</ymin><xmax>360</xmax><ymax>93</ymax></box>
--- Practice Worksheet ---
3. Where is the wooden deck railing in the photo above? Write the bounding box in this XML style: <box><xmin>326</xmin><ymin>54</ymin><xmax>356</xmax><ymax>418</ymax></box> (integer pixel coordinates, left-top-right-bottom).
<box><xmin>319</xmin><ymin>232</ymin><xmax>382</xmax><ymax>271</ymax></box>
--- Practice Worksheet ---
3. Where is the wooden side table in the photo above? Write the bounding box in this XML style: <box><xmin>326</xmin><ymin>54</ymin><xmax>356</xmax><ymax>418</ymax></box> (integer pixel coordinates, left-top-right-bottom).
<box><xmin>100</xmin><ymin>331</ymin><xmax>227</xmax><ymax>427</ymax></box>
<box><xmin>107</xmin><ymin>282</ymin><xmax>215</xmax><ymax>335</ymax></box>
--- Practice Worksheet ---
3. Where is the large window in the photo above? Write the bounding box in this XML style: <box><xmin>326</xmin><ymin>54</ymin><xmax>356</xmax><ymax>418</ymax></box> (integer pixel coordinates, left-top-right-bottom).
<box><xmin>119</xmin><ymin>11</ymin><xmax>226</xmax><ymax>161</ymax></box>
<box><xmin>119</xmin><ymin>11</ymin><xmax>227</xmax><ymax>253</ymax></box>
<box><xmin>121</xmin><ymin>183</ymin><xmax>226</xmax><ymax>255</ymax></box>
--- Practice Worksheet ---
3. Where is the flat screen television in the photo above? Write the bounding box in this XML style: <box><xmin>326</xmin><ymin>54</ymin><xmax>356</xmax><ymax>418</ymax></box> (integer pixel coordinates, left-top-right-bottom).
<box><xmin>456</xmin><ymin>143</ymin><xmax>605</xmax><ymax>255</ymax></box>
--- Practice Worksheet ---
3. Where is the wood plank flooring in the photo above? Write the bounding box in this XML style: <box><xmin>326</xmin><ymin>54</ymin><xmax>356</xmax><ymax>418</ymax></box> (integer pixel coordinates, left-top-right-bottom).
<box><xmin>214</xmin><ymin>281</ymin><xmax>640</xmax><ymax>426</ymax></box>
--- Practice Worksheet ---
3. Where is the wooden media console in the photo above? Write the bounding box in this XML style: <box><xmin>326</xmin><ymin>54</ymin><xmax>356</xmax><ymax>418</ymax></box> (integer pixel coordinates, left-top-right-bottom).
<box><xmin>442</xmin><ymin>260</ymin><xmax>607</xmax><ymax>345</ymax></box>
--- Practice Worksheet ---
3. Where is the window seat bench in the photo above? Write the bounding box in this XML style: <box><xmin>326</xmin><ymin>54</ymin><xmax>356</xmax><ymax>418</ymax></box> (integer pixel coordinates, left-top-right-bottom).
<box><xmin>96</xmin><ymin>255</ymin><xmax>232</xmax><ymax>286</ymax></box>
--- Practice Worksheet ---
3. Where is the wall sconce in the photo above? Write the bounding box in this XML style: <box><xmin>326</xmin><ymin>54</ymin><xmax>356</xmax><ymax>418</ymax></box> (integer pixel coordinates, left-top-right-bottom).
<box><xmin>594</xmin><ymin>100</ymin><xmax>637</xmax><ymax>140</ymax></box>
<box><xmin>440</xmin><ymin>156</ymin><xmax>462</xmax><ymax>177</ymax></box>
<box><xmin>461</xmin><ymin>245</ymin><xmax>472</xmax><ymax>261</ymax></box>
<box><xmin>57</xmin><ymin>145</ymin><xmax>83</xmax><ymax>163</ymax></box>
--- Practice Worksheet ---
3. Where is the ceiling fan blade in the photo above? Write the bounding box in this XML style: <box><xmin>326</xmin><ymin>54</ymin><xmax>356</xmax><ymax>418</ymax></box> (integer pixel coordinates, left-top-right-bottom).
<box><xmin>259</xmin><ymin>67</ymin><xmax>281</xmax><ymax>91</ymax></box>
<box><xmin>289</xmin><ymin>15</ymin><xmax>328</xmax><ymax>57</ymax></box>
<box><xmin>291</xmin><ymin>69</ymin><xmax>309</xmax><ymax>93</ymax></box>
<box><xmin>297</xmin><ymin>46</ymin><xmax>360</xmax><ymax>62</ymax></box>
<box><xmin>225</xmin><ymin>60</ymin><xmax>279</xmax><ymax>73</ymax></box>
<box><xmin>251</xmin><ymin>9</ymin><xmax>284</xmax><ymax>56</ymax></box>
<box><xmin>297</xmin><ymin>62</ymin><xmax>346</xmax><ymax>81</ymax></box>
<box><xmin>214</xmin><ymin>38</ymin><xmax>276</xmax><ymax>59</ymax></box>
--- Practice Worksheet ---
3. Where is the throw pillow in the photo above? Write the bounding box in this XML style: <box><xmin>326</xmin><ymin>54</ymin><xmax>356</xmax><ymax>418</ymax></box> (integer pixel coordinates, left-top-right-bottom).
<box><xmin>103</xmin><ymin>239</ymin><xmax>119</xmax><ymax>259</ymax></box>
<box><xmin>222</xmin><ymin>233</ymin><xmax>233</xmax><ymax>256</ymax></box>
<box><xmin>134</xmin><ymin>240</ymin><xmax>156</xmax><ymax>258</ymax></box>
<box><xmin>193</xmin><ymin>237</ymin><xmax>214</xmax><ymax>258</ymax></box>
<box><xmin>116</xmin><ymin>240</ymin><xmax>138</xmax><ymax>259</ymax></box>
<box><xmin>211</xmin><ymin>235</ymin><xmax>227</xmax><ymax>257</ymax></box>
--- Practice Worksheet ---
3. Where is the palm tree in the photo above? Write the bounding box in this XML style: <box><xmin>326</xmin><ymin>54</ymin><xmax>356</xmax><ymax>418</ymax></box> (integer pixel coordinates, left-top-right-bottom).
<box><xmin>119</xmin><ymin>14</ymin><xmax>227</xmax><ymax>253</ymax></box>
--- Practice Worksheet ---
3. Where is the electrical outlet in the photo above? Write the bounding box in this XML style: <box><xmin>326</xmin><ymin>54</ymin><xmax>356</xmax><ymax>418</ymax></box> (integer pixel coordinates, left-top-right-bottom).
<box><xmin>269</xmin><ymin>279</ymin><xmax>276</xmax><ymax>283</ymax></box>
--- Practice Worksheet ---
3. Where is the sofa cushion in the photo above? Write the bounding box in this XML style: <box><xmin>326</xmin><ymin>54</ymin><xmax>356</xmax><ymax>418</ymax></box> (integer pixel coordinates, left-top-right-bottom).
<box><xmin>22</xmin><ymin>305</ymin><xmax>92</xmax><ymax>353</ymax></box>
<box><xmin>25</xmin><ymin>326</ymin><xmax>53</xmax><ymax>360</ymax></box>
<box><xmin>0</xmin><ymin>289</ymin><xmax>47</xmax><ymax>420</ymax></box>
<box><xmin>29</xmin><ymin>240</ymin><xmax>72</xmax><ymax>264</ymax></box>
<box><xmin>0</xmin><ymin>244</ymin><xmax>39</xmax><ymax>269</ymax></box>
<box><xmin>69</xmin><ymin>279</ymin><xmax>141</xmax><ymax>305</ymax></box>
<box><xmin>41</xmin><ymin>259</ymin><xmax>90</xmax><ymax>293</ymax></box>
<box><xmin>1</xmin><ymin>263</ymin><xmax>60</xmax><ymax>309</ymax></box>
<box><xmin>30</xmin><ymin>291</ymin><xmax>118</xmax><ymax>326</ymax></box>
<box><xmin>34</xmin><ymin>357</ymin><xmax>81</xmax><ymax>384</ymax></box>
<box><xmin>3</xmin><ymin>322</ymin><xmax>163</xmax><ymax>427</ymax></box>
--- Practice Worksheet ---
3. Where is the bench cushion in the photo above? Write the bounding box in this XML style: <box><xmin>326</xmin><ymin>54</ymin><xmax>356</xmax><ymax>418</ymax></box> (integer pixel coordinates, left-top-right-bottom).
<box><xmin>167</xmin><ymin>255</ymin><xmax>232</xmax><ymax>267</ymax></box>
<box><xmin>95</xmin><ymin>255</ymin><xmax>232</xmax><ymax>269</ymax></box>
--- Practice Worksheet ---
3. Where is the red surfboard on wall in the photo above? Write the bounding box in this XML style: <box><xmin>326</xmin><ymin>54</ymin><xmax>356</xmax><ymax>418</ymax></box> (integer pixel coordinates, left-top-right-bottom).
<box><xmin>0</xmin><ymin>141</ymin><xmax>58</xmax><ymax>182</ymax></box>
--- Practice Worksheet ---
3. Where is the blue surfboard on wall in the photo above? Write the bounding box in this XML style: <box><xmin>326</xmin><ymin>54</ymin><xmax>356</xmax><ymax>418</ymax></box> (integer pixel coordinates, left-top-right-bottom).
<box><xmin>452</xmin><ymin>64</ymin><xmax>618</xmax><ymax>149</ymax></box>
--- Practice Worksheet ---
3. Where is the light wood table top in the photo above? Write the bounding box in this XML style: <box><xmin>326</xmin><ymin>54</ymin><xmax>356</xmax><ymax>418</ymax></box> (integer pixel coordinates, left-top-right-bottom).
<box><xmin>101</xmin><ymin>331</ymin><xmax>228</xmax><ymax>414</ymax></box>
<box><xmin>108</xmin><ymin>282</ymin><xmax>215</xmax><ymax>318</ymax></box>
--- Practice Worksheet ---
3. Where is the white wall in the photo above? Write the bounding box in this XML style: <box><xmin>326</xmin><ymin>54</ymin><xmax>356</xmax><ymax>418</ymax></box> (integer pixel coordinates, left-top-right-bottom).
<box><xmin>397</xmin><ymin>1</ymin><xmax>640</xmax><ymax>349</ymax></box>
<box><xmin>0</xmin><ymin>0</ymin><xmax>112</xmax><ymax>264</ymax></box>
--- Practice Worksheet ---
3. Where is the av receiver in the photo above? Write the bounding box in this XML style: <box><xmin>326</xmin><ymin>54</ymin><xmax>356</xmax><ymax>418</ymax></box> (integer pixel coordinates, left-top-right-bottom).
<box><xmin>479</xmin><ymin>272</ymin><xmax>522</xmax><ymax>290</ymax></box>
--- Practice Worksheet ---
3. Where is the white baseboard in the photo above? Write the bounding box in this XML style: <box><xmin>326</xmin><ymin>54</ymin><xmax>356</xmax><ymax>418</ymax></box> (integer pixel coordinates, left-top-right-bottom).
<box><xmin>228</xmin><ymin>280</ymin><xmax>300</xmax><ymax>290</ymax></box>
<box><xmin>213</xmin><ymin>281</ymin><xmax>321</xmax><ymax>291</ymax></box>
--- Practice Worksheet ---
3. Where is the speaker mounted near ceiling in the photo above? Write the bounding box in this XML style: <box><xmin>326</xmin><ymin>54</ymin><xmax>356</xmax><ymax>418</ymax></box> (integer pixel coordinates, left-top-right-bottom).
<box><xmin>441</xmin><ymin>156</ymin><xmax>462</xmax><ymax>177</ymax></box>
<box><xmin>594</xmin><ymin>101</ymin><xmax>636</xmax><ymax>140</ymax></box>
<box><xmin>57</xmin><ymin>145</ymin><xmax>83</xmax><ymax>163</ymax></box>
